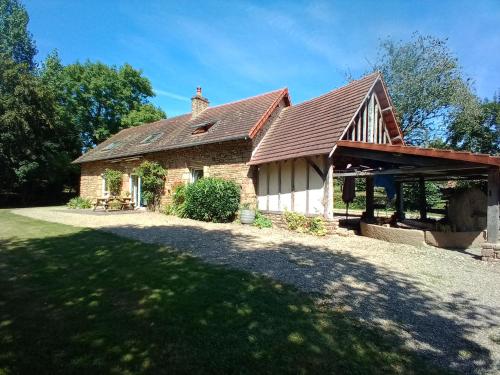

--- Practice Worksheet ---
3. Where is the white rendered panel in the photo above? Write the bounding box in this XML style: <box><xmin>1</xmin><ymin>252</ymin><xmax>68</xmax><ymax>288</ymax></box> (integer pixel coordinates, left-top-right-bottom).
<box><xmin>308</xmin><ymin>156</ymin><xmax>325</xmax><ymax>214</ymax></box>
<box><xmin>268</xmin><ymin>163</ymin><xmax>279</xmax><ymax>211</ymax></box>
<box><xmin>294</xmin><ymin>158</ymin><xmax>307</xmax><ymax>214</ymax></box>
<box><xmin>280</xmin><ymin>161</ymin><xmax>292</xmax><ymax>211</ymax></box>
<box><xmin>257</xmin><ymin>165</ymin><xmax>267</xmax><ymax>210</ymax></box>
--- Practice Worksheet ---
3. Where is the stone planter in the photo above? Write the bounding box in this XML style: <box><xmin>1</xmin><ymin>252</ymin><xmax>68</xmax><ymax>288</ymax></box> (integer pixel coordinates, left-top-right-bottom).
<box><xmin>240</xmin><ymin>209</ymin><xmax>256</xmax><ymax>224</ymax></box>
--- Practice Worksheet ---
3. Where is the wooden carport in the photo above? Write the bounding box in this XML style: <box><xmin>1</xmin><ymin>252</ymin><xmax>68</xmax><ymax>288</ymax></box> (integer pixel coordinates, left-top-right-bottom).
<box><xmin>331</xmin><ymin>141</ymin><xmax>500</xmax><ymax>259</ymax></box>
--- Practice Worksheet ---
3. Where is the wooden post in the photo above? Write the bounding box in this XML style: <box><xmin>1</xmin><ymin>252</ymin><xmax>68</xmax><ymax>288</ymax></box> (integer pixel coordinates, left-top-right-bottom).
<box><xmin>278</xmin><ymin>162</ymin><xmax>282</xmax><ymax>211</ymax></box>
<box><xmin>419</xmin><ymin>176</ymin><xmax>427</xmax><ymax>220</ymax></box>
<box><xmin>323</xmin><ymin>157</ymin><xmax>334</xmax><ymax>220</ymax></box>
<box><xmin>266</xmin><ymin>164</ymin><xmax>270</xmax><ymax>211</ymax></box>
<box><xmin>291</xmin><ymin>159</ymin><xmax>295</xmax><ymax>211</ymax></box>
<box><xmin>365</xmin><ymin>176</ymin><xmax>374</xmax><ymax>220</ymax></box>
<box><xmin>487</xmin><ymin>169</ymin><xmax>499</xmax><ymax>243</ymax></box>
<box><xmin>306</xmin><ymin>161</ymin><xmax>310</xmax><ymax>214</ymax></box>
<box><xmin>395</xmin><ymin>181</ymin><xmax>405</xmax><ymax>220</ymax></box>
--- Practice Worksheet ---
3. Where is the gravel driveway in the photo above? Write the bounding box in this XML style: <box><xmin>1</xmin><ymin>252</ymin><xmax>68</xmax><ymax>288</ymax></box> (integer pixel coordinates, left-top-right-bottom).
<box><xmin>11</xmin><ymin>207</ymin><xmax>500</xmax><ymax>374</ymax></box>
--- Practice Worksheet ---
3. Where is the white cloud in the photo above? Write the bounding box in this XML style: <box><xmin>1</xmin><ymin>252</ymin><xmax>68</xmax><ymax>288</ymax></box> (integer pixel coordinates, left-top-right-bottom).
<box><xmin>154</xmin><ymin>89</ymin><xmax>190</xmax><ymax>102</ymax></box>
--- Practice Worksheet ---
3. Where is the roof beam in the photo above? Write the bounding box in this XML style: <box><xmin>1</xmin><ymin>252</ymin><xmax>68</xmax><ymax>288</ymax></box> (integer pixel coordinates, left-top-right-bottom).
<box><xmin>336</xmin><ymin>147</ymin><xmax>441</xmax><ymax>167</ymax></box>
<box><xmin>332</xmin><ymin>165</ymin><xmax>486</xmax><ymax>177</ymax></box>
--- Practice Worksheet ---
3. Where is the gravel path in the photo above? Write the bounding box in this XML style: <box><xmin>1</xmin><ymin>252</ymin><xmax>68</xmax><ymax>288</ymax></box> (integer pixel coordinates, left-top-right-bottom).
<box><xmin>11</xmin><ymin>207</ymin><xmax>500</xmax><ymax>374</ymax></box>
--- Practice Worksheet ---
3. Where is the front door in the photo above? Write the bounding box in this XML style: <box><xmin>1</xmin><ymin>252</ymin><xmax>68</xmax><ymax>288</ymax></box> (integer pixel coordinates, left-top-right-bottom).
<box><xmin>130</xmin><ymin>175</ymin><xmax>142</xmax><ymax>208</ymax></box>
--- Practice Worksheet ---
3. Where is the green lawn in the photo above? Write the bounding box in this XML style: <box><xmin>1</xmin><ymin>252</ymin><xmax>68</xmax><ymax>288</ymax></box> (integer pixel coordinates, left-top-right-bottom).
<box><xmin>0</xmin><ymin>210</ymin><xmax>444</xmax><ymax>374</ymax></box>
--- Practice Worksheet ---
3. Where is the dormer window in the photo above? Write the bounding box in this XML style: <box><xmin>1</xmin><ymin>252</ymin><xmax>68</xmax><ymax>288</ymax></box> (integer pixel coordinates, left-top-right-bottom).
<box><xmin>140</xmin><ymin>132</ymin><xmax>163</xmax><ymax>144</ymax></box>
<box><xmin>191</xmin><ymin>121</ymin><xmax>216</xmax><ymax>135</ymax></box>
<box><xmin>101</xmin><ymin>142</ymin><xmax>121</xmax><ymax>152</ymax></box>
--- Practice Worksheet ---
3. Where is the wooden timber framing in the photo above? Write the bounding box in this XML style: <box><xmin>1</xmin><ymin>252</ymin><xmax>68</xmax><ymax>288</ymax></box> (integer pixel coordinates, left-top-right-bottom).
<box><xmin>395</xmin><ymin>181</ymin><xmax>405</xmax><ymax>220</ymax></box>
<box><xmin>266</xmin><ymin>164</ymin><xmax>270</xmax><ymax>211</ymax></box>
<box><xmin>257</xmin><ymin>155</ymin><xmax>334</xmax><ymax>219</ymax></box>
<box><xmin>419</xmin><ymin>176</ymin><xmax>427</xmax><ymax>220</ymax></box>
<box><xmin>341</xmin><ymin>91</ymin><xmax>393</xmax><ymax>145</ymax></box>
<box><xmin>291</xmin><ymin>159</ymin><xmax>295</xmax><ymax>211</ymax></box>
<box><xmin>365</xmin><ymin>176</ymin><xmax>375</xmax><ymax>219</ymax></box>
<box><xmin>487</xmin><ymin>168</ymin><xmax>499</xmax><ymax>243</ymax></box>
<box><xmin>332</xmin><ymin>165</ymin><xmax>486</xmax><ymax>177</ymax></box>
<box><xmin>306</xmin><ymin>157</ymin><xmax>326</xmax><ymax>181</ymax></box>
<box><xmin>323</xmin><ymin>155</ymin><xmax>334</xmax><ymax>219</ymax></box>
<box><xmin>306</xmin><ymin>160</ymin><xmax>310</xmax><ymax>214</ymax></box>
<box><xmin>278</xmin><ymin>162</ymin><xmax>282</xmax><ymax>210</ymax></box>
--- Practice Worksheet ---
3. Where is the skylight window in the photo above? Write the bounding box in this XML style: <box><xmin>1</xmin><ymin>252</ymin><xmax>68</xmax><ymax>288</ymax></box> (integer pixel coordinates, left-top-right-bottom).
<box><xmin>140</xmin><ymin>132</ymin><xmax>163</xmax><ymax>144</ymax></box>
<box><xmin>191</xmin><ymin>121</ymin><xmax>216</xmax><ymax>135</ymax></box>
<box><xmin>101</xmin><ymin>142</ymin><xmax>121</xmax><ymax>152</ymax></box>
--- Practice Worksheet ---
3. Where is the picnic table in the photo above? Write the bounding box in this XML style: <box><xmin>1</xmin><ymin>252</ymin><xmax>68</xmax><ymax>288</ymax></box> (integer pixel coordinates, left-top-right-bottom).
<box><xmin>93</xmin><ymin>197</ymin><xmax>134</xmax><ymax>211</ymax></box>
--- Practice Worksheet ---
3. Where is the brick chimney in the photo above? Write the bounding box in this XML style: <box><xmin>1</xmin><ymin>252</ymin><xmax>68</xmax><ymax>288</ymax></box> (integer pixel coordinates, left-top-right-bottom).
<box><xmin>191</xmin><ymin>87</ymin><xmax>209</xmax><ymax>118</ymax></box>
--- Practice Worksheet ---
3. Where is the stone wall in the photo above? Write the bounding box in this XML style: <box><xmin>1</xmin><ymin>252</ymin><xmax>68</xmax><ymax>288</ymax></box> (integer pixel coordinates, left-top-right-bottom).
<box><xmin>79</xmin><ymin>139</ymin><xmax>257</xmax><ymax>206</ymax></box>
<box><xmin>481</xmin><ymin>243</ymin><xmax>500</xmax><ymax>262</ymax></box>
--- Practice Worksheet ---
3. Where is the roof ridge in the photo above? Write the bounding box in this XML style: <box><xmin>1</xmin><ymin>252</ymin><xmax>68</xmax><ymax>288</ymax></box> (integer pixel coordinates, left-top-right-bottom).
<box><xmin>121</xmin><ymin>88</ymin><xmax>288</xmax><ymax>133</ymax></box>
<box><xmin>206</xmin><ymin>88</ymin><xmax>287</xmax><ymax>110</ymax></box>
<box><xmin>289</xmin><ymin>72</ymin><xmax>379</xmax><ymax>110</ymax></box>
<box><xmin>119</xmin><ymin>113</ymin><xmax>191</xmax><ymax>133</ymax></box>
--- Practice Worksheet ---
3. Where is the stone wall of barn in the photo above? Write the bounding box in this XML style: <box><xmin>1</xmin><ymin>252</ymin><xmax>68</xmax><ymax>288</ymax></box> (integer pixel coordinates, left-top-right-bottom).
<box><xmin>79</xmin><ymin>139</ymin><xmax>257</xmax><ymax>207</ymax></box>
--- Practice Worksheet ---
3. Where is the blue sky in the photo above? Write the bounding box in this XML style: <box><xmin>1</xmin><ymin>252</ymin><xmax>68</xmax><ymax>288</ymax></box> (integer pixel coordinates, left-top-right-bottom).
<box><xmin>24</xmin><ymin>0</ymin><xmax>500</xmax><ymax>117</ymax></box>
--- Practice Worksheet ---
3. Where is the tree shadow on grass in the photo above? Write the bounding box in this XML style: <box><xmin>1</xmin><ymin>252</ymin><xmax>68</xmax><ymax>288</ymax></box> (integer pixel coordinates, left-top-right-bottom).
<box><xmin>0</xmin><ymin>216</ymin><xmax>496</xmax><ymax>374</ymax></box>
<box><xmin>102</xmin><ymin>223</ymin><xmax>500</xmax><ymax>374</ymax></box>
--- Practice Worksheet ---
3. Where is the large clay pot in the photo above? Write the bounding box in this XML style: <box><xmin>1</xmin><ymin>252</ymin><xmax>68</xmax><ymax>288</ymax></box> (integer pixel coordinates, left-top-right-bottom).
<box><xmin>240</xmin><ymin>209</ymin><xmax>256</xmax><ymax>224</ymax></box>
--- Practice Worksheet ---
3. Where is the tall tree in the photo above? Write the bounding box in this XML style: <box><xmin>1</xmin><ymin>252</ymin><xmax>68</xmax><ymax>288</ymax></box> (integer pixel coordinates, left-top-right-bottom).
<box><xmin>121</xmin><ymin>103</ymin><xmax>166</xmax><ymax>128</ymax></box>
<box><xmin>0</xmin><ymin>0</ymin><xmax>37</xmax><ymax>69</ymax></box>
<box><xmin>0</xmin><ymin>56</ymin><xmax>71</xmax><ymax>197</ymax></box>
<box><xmin>373</xmin><ymin>33</ymin><xmax>481</xmax><ymax>145</ymax></box>
<box><xmin>448</xmin><ymin>94</ymin><xmax>500</xmax><ymax>155</ymax></box>
<box><xmin>41</xmin><ymin>58</ymin><xmax>162</xmax><ymax>150</ymax></box>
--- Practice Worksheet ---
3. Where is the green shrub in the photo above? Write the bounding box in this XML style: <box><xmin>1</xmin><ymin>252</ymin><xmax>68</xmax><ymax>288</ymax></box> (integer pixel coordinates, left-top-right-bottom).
<box><xmin>162</xmin><ymin>204</ymin><xmax>175</xmax><ymax>215</ymax></box>
<box><xmin>253</xmin><ymin>211</ymin><xmax>272</xmax><ymax>229</ymax></box>
<box><xmin>103</xmin><ymin>169</ymin><xmax>122</xmax><ymax>196</ymax></box>
<box><xmin>284</xmin><ymin>210</ymin><xmax>328</xmax><ymax>236</ymax></box>
<box><xmin>171</xmin><ymin>183</ymin><xmax>187</xmax><ymax>217</ymax></box>
<box><xmin>134</xmin><ymin>161</ymin><xmax>167</xmax><ymax>210</ymax></box>
<box><xmin>284</xmin><ymin>210</ymin><xmax>308</xmax><ymax>232</ymax></box>
<box><xmin>67</xmin><ymin>196</ymin><xmax>92</xmax><ymax>209</ymax></box>
<box><xmin>307</xmin><ymin>217</ymin><xmax>328</xmax><ymax>236</ymax></box>
<box><xmin>184</xmin><ymin>178</ymin><xmax>240</xmax><ymax>222</ymax></box>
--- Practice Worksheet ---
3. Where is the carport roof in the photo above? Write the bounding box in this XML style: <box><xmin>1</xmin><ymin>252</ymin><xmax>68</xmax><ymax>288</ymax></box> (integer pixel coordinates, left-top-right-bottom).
<box><xmin>335</xmin><ymin>141</ymin><xmax>500</xmax><ymax>167</ymax></box>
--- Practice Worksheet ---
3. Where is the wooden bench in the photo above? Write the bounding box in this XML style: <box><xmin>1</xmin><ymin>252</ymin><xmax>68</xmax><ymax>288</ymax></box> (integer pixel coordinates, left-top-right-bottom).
<box><xmin>93</xmin><ymin>197</ymin><xmax>134</xmax><ymax>211</ymax></box>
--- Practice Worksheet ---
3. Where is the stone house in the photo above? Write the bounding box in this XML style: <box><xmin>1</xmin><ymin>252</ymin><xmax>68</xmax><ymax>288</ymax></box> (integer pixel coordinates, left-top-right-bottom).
<box><xmin>75</xmin><ymin>73</ymin><xmax>398</xmax><ymax>214</ymax></box>
<box><xmin>74</xmin><ymin>73</ymin><xmax>500</xmax><ymax>258</ymax></box>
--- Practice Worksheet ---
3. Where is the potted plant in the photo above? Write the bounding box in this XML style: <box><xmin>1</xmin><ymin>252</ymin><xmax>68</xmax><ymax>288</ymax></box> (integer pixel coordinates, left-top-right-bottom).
<box><xmin>240</xmin><ymin>203</ymin><xmax>256</xmax><ymax>224</ymax></box>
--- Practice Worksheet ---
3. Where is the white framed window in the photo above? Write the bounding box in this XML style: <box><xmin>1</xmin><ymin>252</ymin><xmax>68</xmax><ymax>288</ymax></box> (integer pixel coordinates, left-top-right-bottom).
<box><xmin>190</xmin><ymin>169</ymin><xmax>204</xmax><ymax>183</ymax></box>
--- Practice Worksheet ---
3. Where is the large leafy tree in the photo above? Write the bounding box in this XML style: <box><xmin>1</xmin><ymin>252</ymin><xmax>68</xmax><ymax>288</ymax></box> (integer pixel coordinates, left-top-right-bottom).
<box><xmin>448</xmin><ymin>95</ymin><xmax>500</xmax><ymax>155</ymax></box>
<box><xmin>0</xmin><ymin>57</ymin><xmax>71</xmax><ymax>196</ymax></box>
<box><xmin>0</xmin><ymin>0</ymin><xmax>36</xmax><ymax>69</ymax></box>
<box><xmin>41</xmin><ymin>55</ymin><xmax>163</xmax><ymax>150</ymax></box>
<box><xmin>373</xmin><ymin>33</ymin><xmax>481</xmax><ymax>146</ymax></box>
<box><xmin>121</xmin><ymin>103</ymin><xmax>166</xmax><ymax>128</ymax></box>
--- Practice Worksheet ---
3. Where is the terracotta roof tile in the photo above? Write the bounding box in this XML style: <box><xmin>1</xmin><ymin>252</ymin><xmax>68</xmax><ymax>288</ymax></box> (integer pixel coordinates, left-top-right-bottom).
<box><xmin>249</xmin><ymin>73</ymin><xmax>380</xmax><ymax>165</ymax></box>
<box><xmin>74</xmin><ymin>88</ymin><xmax>288</xmax><ymax>163</ymax></box>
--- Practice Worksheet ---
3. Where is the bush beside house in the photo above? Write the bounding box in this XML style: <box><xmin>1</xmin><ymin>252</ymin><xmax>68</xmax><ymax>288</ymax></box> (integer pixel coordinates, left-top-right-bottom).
<box><xmin>184</xmin><ymin>178</ymin><xmax>240</xmax><ymax>223</ymax></box>
<box><xmin>67</xmin><ymin>196</ymin><xmax>92</xmax><ymax>209</ymax></box>
<box><xmin>134</xmin><ymin>161</ymin><xmax>167</xmax><ymax>210</ymax></box>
